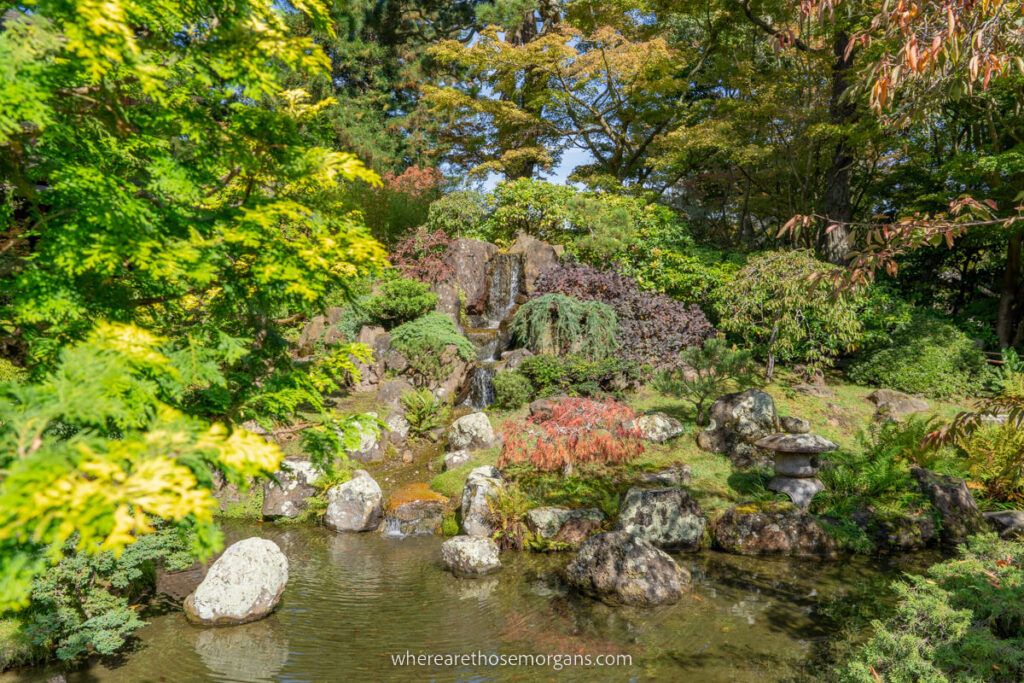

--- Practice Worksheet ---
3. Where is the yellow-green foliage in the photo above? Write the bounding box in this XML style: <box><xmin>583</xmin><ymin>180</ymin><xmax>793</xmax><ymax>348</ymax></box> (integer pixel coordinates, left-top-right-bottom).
<box><xmin>0</xmin><ymin>324</ymin><xmax>283</xmax><ymax>610</ymax></box>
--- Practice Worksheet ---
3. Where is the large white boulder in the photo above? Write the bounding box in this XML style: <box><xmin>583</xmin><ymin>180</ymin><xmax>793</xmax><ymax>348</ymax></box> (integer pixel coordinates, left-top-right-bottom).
<box><xmin>441</xmin><ymin>536</ymin><xmax>501</xmax><ymax>577</ymax></box>
<box><xmin>447</xmin><ymin>412</ymin><xmax>496</xmax><ymax>451</ymax></box>
<box><xmin>184</xmin><ymin>538</ymin><xmax>288</xmax><ymax>626</ymax></box>
<box><xmin>324</xmin><ymin>470</ymin><xmax>383</xmax><ymax>532</ymax></box>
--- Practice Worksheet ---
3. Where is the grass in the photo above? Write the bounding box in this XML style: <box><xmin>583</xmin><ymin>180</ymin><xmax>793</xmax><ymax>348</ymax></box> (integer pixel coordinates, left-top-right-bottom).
<box><xmin>0</xmin><ymin>616</ymin><xmax>40</xmax><ymax>672</ymax></box>
<box><xmin>430</xmin><ymin>447</ymin><xmax>500</xmax><ymax>498</ymax></box>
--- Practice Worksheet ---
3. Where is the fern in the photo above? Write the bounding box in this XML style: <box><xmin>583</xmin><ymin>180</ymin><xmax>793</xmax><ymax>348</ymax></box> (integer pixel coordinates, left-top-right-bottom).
<box><xmin>511</xmin><ymin>293</ymin><xmax>619</xmax><ymax>359</ymax></box>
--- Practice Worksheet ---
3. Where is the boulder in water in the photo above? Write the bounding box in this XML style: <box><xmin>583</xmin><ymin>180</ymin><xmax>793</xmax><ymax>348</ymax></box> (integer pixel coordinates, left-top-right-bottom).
<box><xmin>441</xmin><ymin>536</ymin><xmax>502</xmax><ymax>577</ymax></box>
<box><xmin>713</xmin><ymin>504</ymin><xmax>837</xmax><ymax>558</ymax></box>
<box><xmin>615</xmin><ymin>487</ymin><xmax>706</xmax><ymax>550</ymax></box>
<box><xmin>324</xmin><ymin>470</ymin><xmax>383</xmax><ymax>532</ymax></box>
<box><xmin>184</xmin><ymin>538</ymin><xmax>288</xmax><ymax>626</ymax></box>
<box><xmin>565</xmin><ymin>531</ymin><xmax>689</xmax><ymax>606</ymax></box>
<box><xmin>262</xmin><ymin>458</ymin><xmax>319</xmax><ymax>520</ymax></box>
<box><xmin>526</xmin><ymin>507</ymin><xmax>605</xmax><ymax>543</ymax></box>
<box><xmin>384</xmin><ymin>483</ymin><xmax>448</xmax><ymax>537</ymax></box>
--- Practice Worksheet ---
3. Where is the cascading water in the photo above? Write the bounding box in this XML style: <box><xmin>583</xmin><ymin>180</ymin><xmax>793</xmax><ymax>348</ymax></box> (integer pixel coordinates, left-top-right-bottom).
<box><xmin>461</xmin><ymin>253</ymin><xmax>524</xmax><ymax>409</ymax></box>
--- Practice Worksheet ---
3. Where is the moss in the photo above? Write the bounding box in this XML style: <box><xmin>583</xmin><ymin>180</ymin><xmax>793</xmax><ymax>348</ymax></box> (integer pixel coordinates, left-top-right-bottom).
<box><xmin>386</xmin><ymin>482</ymin><xmax>448</xmax><ymax>511</ymax></box>
<box><xmin>429</xmin><ymin>447</ymin><xmax>500</xmax><ymax>498</ymax></box>
<box><xmin>0</xmin><ymin>616</ymin><xmax>40</xmax><ymax>672</ymax></box>
<box><xmin>441</xmin><ymin>512</ymin><xmax>460</xmax><ymax>537</ymax></box>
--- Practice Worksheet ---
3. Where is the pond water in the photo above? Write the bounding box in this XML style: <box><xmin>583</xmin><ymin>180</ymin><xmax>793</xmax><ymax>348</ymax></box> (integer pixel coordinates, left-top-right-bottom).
<box><xmin>10</xmin><ymin>522</ymin><xmax>932</xmax><ymax>682</ymax></box>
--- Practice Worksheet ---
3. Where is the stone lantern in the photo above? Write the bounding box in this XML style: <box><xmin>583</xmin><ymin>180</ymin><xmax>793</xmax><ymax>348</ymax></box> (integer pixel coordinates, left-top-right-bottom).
<box><xmin>753</xmin><ymin>433</ymin><xmax>838</xmax><ymax>509</ymax></box>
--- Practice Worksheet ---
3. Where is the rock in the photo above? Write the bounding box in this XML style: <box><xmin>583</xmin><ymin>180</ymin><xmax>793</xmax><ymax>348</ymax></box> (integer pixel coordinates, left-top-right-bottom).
<box><xmin>184</xmin><ymin>538</ymin><xmax>288</xmax><ymax>626</ymax></box>
<box><xmin>384</xmin><ymin>484</ymin><xmax>448</xmax><ymax>537</ymax></box>
<box><xmin>376</xmin><ymin>378</ymin><xmax>415</xmax><ymax>408</ymax></box>
<box><xmin>433</xmin><ymin>282</ymin><xmax>463</xmax><ymax>325</ymax></box>
<box><xmin>295</xmin><ymin>307</ymin><xmax>346</xmax><ymax>355</ymax></box>
<box><xmin>508</xmin><ymin>231</ymin><xmax>563</xmax><ymax>295</ymax></box>
<box><xmin>868</xmin><ymin>389</ymin><xmax>929</xmax><ymax>421</ymax></box>
<box><xmin>792</xmin><ymin>383</ymin><xmax>835</xmax><ymax>398</ymax></box>
<box><xmin>401</xmin><ymin>450</ymin><xmax>414</xmax><ymax>463</ymax></box>
<box><xmin>779</xmin><ymin>416</ymin><xmax>811</xmax><ymax>434</ymax></box>
<box><xmin>636</xmin><ymin>464</ymin><xmax>692</xmax><ymax>487</ymax></box>
<box><xmin>262</xmin><ymin>459</ymin><xmax>320</xmax><ymax>520</ymax></box>
<box><xmin>384</xmin><ymin>412</ymin><xmax>410</xmax><ymax>444</ymax></box>
<box><xmin>528</xmin><ymin>396</ymin><xmax>567</xmax><ymax>421</ymax></box>
<box><xmin>771</xmin><ymin>454</ymin><xmax>821</xmax><ymax>477</ymax></box>
<box><xmin>460</xmin><ymin>466</ymin><xmax>503</xmax><ymax>537</ymax></box>
<box><xmin>443</xmin><ymin>450</ymin><xmax>472</xmax><ymax>471</ymax></box>
<box><xmin>441</xmin><ymin>536</ymin><xmax>502</xmax><ymax>577</ymax></box>
<box><xmin>526</xmin><ymin>507</ymin><xmax>605</xmax><ymax>542</ymax></box>
<box><xmin>755</xmin><ymin>433</ymin><xmax>838</xmax><ymax>453</ymax></box>
<box><xmin>353</xmin><ymin>325</ymin><xmax>390</xmax><ymax>391</ymax></box>
<box><xmin>697</xmin><ymin>389</ymin><xmax>779</xmax><ymax>467</ymax></box>
<box><xmin>500</xmin><ymin>348</ymin><xmax>533</xmax><ymax>370</ymax></box>
<box><xmin>983</xmin><ymin>510</ymin><xmax>1024</xmax><ymax>539</ymax></box>
<box><xmin>713</xmin><ymin>505</ymin><xmax>837</xmax><ymax>558</ymax></box>
<box><xmin>445</xmin><ymin>238</ymin><xmax>499</xmax><ymax>309</ymax></box>
<box><xmin>767</xmin><ymin>477</ymin><xmax>824</xmax><ymax>509</ymax></box>
<box><xmin>324</xmin><ymin>470</ymin><xmax>383</xmax><ymax>532</ymax></box>
<box><xmin>565</xmin><ymin>531</ymin><xmax>689</xmax><ymax>607</ymax></box>
<box><xmin>448</xmin><ymin>412</ymin><xmax>496</xmax><ymax>451</ymax></box>
<box><xmin>851</xmin><ymin>510</ymin><xmax>937</xmax><ymax>552</ymax></box>
<box><xmin>912</xmin><ymin>467</ymin><xmax>985</xmax><ymax>546</ymax></box>
<box><xmin>433</xmin><ymin>345</ymin><xmax>472</xmax><ymax>399</ymax></box>
<box><xmin>630</xmin><ymin>412</ymin><xmax>685</xmax><ymax>443</ymax></box>
<box><xmin>615</xmin><ymin>488</ymin><xmax>706</xmax><ymax>550</ymax></box>
<box><xmin>345</xmin><ymin>419</ymin><xmax>382</xmax><ymax>462</ymax></box>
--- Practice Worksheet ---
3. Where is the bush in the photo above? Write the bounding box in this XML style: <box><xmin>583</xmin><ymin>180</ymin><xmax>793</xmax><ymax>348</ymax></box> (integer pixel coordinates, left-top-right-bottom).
<box><xmin>499</xmin><ymin>398</ymin><xmax>645</xmax><ymax>472</ymax></box>
<box><xmin>516</xmin><ymin>354</ymin><xmax>644</xmax><ymax>398</ymax></box>
<box><xmin>492</xmin><ymin>371</ymin><xmax>534</xmax><ymax>410</ymax></box>
<box><xmin>838</xmin><ymin>534</ymin><xmax>1024</xmax><ymax>682</ymax></box>
<box><xmin>653</xmin><ymin>337</ymin><xmax>759</xmax><ymax>424</ymax></box>
<box><xmin>715</xmin><ymin>250</ymin><xmax>862</xmax><ymax>377</ymax></box>
<box><xmin>510</xmin><ymin>294</ymin><xmax>619</xmax><ymax>359</ymax></box>
<box><xmin>389</xmin><ymin>312</ymin><xmax>475</xmax><ymax>381</ymax></box>
<box><xmin>848</xmin><ymin>314</ymin><xmax>989</xmax><ymax>397</ymax></box>
<box><xmin>400</xmin><ymin>388</ymin><xmax>451</xmax><ymax>439</ymax></box>
<box><xmin>364</xmin><ymin>277</ymin><xmax>438</xmax><ymax>328</ymax></box>
<box><xmin>425</xmin><ymin>190</ymin><xmax>491</xmax><ymax>239</ymax></box>
<box><xmin>534</xmin><ymin>264</ymin><xmax>714</xmax><ymax>367</ymax></box>
<box><xmin>954</xmin><ymin>422</ymin><xmax>1024</xmax><ymax>503</ymax></box>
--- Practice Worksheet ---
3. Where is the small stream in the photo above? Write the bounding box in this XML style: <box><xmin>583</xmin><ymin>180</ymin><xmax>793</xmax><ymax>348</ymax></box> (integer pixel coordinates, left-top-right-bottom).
<box><xmin>9</xmin><ymin>521</ymin><xmax>933</xmax><ymax>682</ymax></box>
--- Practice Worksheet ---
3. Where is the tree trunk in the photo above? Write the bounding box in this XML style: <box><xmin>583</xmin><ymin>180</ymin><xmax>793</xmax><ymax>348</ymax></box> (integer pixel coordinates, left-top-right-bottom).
<box><xmin>997</xmin><ymin>232</ymin><xmax>1022</xmax><ymax>347</ymax></box>
<box><xmin>818</xmin><ymin>32</ymin><xmax>856</xmax><ymax>264</ymax></box>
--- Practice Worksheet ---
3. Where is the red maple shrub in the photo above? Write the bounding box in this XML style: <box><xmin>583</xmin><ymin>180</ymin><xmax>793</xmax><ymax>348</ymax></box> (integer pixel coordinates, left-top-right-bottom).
<box><xmin>391</xmin><ymin>228</ymin><xmax>454</xmax><ymax>284</ymax></box>
<box><xmin>498</xmin><ymin>397</ymin><xmax>645</xmax><ymax>472</ymax></box>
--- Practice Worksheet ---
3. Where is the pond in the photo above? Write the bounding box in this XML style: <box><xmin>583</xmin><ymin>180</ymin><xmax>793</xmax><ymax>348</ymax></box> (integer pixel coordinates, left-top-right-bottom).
<box><xmin>10</xmin><ymin>521</ymin><xmax>933</xmax><ymax>682</ymax></box>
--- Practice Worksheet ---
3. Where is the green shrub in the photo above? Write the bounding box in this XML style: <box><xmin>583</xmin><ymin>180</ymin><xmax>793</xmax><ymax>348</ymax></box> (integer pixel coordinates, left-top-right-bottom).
<box><xmin>653</xmin><ymin>337</ymin><xmax>759</xmax><ymax>424</ymax></box>
<box><xmin>492</xmin><ymin>371</ymin><xmax>534</xmax><ymax>410</ymax></box>
<box><xmin>516</xmin><ymin>354</ymin><xmax>643</xmax><ymax>398</ymax></box>
<box><xmin>400</xmin><ymin>388</ymin><xmax>451</xmax><ymax>438</ymax></box>
<box><xmin>511</xmin><ymin>294</ymin><xmax>619</xmax><ymax>359</ymax></box>
<box><xmin>0</xmin><ymin>616</ymin><xmax>39</xmax><ymax>671</ymax></box>
<box><xmin>364</xmin><ymin>277</ymin><xmax>438</xmax><ymax>328</ymax></box>
<box><xmin>486</xmin><ymin>484</ymin><xmax>533</xmax><ymax>551</ymax></box>
<box><xmin>389</xmin><ymin>312</ymin><xmax>475</xmax><ymax>381</ymax></box>
<box><xmin>425</xmin><ymin>190</ymin><xmax>491</xmax><ymax>239</ymax></box>
<box><xmin>954</xmin><ymin>421</ymin><xmax>1024</xmax><ymax>504</ymax></box>
<box><xmin>715</xmin><ymin>250</ymin><xmax>863</xmax><ymax>377</ymax></box>
<box><xmin>848</xmin><ymin>314</ymin><xmax>989</xmax><ymax>397</ymax></box>
<box><xmin>838</xmin><ymin>534</ymin><xmax>1024</xmax><ymax>682</ymax></box>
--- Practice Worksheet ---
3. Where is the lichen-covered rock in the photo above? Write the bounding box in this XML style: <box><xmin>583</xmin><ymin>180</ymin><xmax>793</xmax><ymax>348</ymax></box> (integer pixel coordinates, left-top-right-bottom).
<box><xmin>565</xmin><ymin>531</ymin><xmax>689</xmax><ymax>606</ymax></box>
<box><xmin>868</xmin><ymin>389</ymin><xmax>929</xmax><ymax>421</ymax></box>
<box><xmin>912</xmin><ymin>467</ymin><xmax>985</xmax><ymax>546</ymax></box>
<box><xmin>376</xmin><ymin>378</ymin><xmax>415</xmax><ymax>408</ymax></box>
<box><xmin>443</xmin><ymin>450</ymin><xmax>471</xmax><ymax>471</ymax></box>
<box><xmin>460</xmin><ymin>466</ymin><xmax>503</xmax><ymax>537</ymax></box>
<box><xmin>384</xmin><ymin>412</ymin><xmax>410</xmax><ymax>444</ymax></box>
<box><xmin>713</xmin><ymin>505</ymin><xmax>837</xmax><ymax>558</ymax></box>
<box><xmin>615</xmin><ymin>488</ymin><xmax>706</xmax><ymax>550</ymax></box>
<box><xmin>448</xmin><ymin>412</ymin><xmax>496</xmax><ymax>451</ymax></box>
<box><xmin>262</xmin><ymin>459</ymin><xmax>320</xmax><ymax>520</ymax></box>
<box><xmin>526</xmin><ymin>507</ymin><xmax>605</xmax><ymax>543</ymax></box>
<box><xmin>779</xmin><ymin>415</ymin><xmax>811</xmax><ymax>434</ymax></box>
<box><xmin>441</xmin><ymin>536</ymin><xmax>502</xmax><ymax>577</ymax></box>
<box><xmin>635</xmin><ymin>464</ymin><xmax>692</xmax><ymax>487</ymax></box>
<box><xmin>184</xmin><ymin>538</ymin><xmax>288</xmax><ymax>626</ymax></box>
<box><xmin>324</xmin><ymin>470</ymin><xmax>383</xmax><ymax>532</ymax></box>
<box><xmin>345</xmin><ymin>419</ymin><xmax>382</xmax><ymax>463</ymax></box>
<box><xmin>444</xmin><ymin>238</ymin><xmax>500</xmax><ymax>308</ymax></box>
<box><xmin>697</xmin><ymin>389</ymin><xmax>778</xmax><ymax>467</ymax></box>
<box><xmin>630</xmin><ymin>412</ymin><xmax>685</xmax><ymax>443</ymax></box>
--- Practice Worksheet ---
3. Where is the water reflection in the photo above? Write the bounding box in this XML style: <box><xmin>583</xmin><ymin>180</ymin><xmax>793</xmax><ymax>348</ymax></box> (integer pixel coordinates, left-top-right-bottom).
<box><xmin>191</xmin><ymin>618</ymin><xmax>289</xmax><ymax>683</ymax></box>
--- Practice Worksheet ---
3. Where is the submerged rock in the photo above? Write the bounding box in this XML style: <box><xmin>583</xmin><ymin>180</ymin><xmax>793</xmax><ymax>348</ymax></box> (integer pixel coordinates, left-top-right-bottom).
<box><xmin>447</xmin><ymin>412</ymin><xmax>496</xmax><ymax>451</ymax></box>
<box><xmin>615</xmin><ymin>487</ymin><xmax>706</xmax><ymax>550</ymax></box>
<box><xmin>565</xmin><ymin>531</ymin><xmax>689</xmax><ymax>607</ymax></box>
<box><xmin>441</xmin><ymin>536</ymin><xmax>502</xmax><ymax>577</ymax></box>
<box><xmin>713</xmin><ymin>505</ymin><xmax>837</xmax><ymax>558</ymax></box>
<box><xmin>912</xmin><ymin>467</ymin><xmax>985</xmax><ymax>546</ymax></box>
<box><xmin>460</xmin><ymin>466</ymin><xmax>503</xmax><ymax>537</ymax></box>
<box><xmin>184</xmin><ymin>538</ymin><xmax>288</xmax><ymax>626</ymax></box>
<box><xmin>324</xmin><ymin>470</ymin><xmax>383</xmax><ymax>532</ymax></box>
<box><xmin>630</xmin><ymin>412</ymin><xmax>685</xmax><ymax>443</ymax></box>
<box><xmin>262</xmin><ymin>458</ymin><xmax>319</xmax><ymax>520</ymax></box>
<box><xmin>697</xmin><ymin>389</ymin><xmax>778</xmax><ymax>467</ymax></box>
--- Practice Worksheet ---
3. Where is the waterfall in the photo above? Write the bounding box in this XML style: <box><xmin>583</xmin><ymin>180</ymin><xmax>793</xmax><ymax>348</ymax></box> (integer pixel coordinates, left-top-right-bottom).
<box><xmin>482</xmin><ymin>253</ymin><xmax>523</xmax><ymax>327</ymax></box>
<box><xmin>382</xmin><ymin>517</ymin><xmax>405</xmax><ymax>539</ymax></box>
<box><xmin>464</xmin><ymin>362</ymin><xmax>497</xmax><ymax>409</ymax></box>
